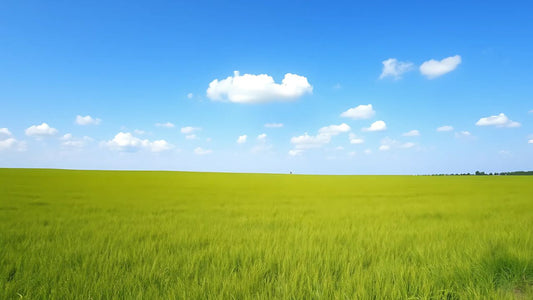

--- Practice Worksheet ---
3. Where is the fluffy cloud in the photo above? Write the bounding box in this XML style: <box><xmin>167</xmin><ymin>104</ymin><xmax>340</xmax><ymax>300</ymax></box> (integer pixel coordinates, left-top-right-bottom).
<box><xmin>207</xmin><ymin>71</ymin><xmax>312</xmax><ymax>103</ymax></box>
<box><xmin>194</xmin><ymin>147</ymin><xmax>212</xmax><ymax>155</ymax></box>
<box><xmin>340</xmin><ymin>104</ymin><xmax>375</xmax><ymax>120</ymax></box>
<box><xmin>257</xmin><ymin>133</ymin><xmax>267</xmax><ymax>141</ymax></box>
<box><xmin>25</xmin><ymin>123</ymin><xmax>58</xmax><ymax>137</ymax></box>
<box><xmin>402</xmin><ymin>130</ymin><xmax>420</xmax><ymax>137</ymax></box>
<box><xmin>436</xmin><ymin>125</ymin><xmax>454</xmax><ymax>132</ymax></box>
<box><xmin>291</xmin><ymin>123</ymin><xmax>350</xmax><ymax>150</ymax></box>
<box><xmin>349</xmin><ymin>133</ymin><xmax>364</xmax><ymax>144</ymax></box>
<box><xmin>362</xmin><ymin>120</ymin><xmax>387</xmax><ymax>132</ymax></box>
<box><xmin>104</xmin><ymin>132</ymin><xmax>172</xmax><ymax>152</ymax></box>
<box><xmin>187</xmin><ymin>93</ymin><xmax>193</xmax><ymax>99</ymax></box>
<box><xmin>264</xmin><ymin>123</ymin><xmax>283</xmax><ymax>128</ymax></box>
<box><xmin>0</xmin><ymin>128</ymin><xmax>12</xmax><ymax>137</ymax></box>
<box><xmin>475</xmin><ymin>113</ymin><xmax>521</xmax><ymax>128</ymax></box>
<box><xmin>181</xmin><ymin>126</ymin><xmax>201</xmax><ymax>134</ymax></box>
<box><xmin>76</xmin><ymin>115</ymin><xmax>101</xmax><ymax>125</ymax></box>
<box><xmin>237</xmin><ymin>134</ymin><xmax>247</xmax><ymax>144</ymax></box>
<box><xmin>420</xmin><ymin>55</ymin><xmax>461</xmax><ymax>79</ymax></box>
<box><xmin>379</xmin><ymin>58</ymin><xmax>414</xmax><ymax>79</ymax></box>
<box><xmin>156</xmin><ymin>122</ymin><xmax>175</xmax><ymax>128</ymax></box>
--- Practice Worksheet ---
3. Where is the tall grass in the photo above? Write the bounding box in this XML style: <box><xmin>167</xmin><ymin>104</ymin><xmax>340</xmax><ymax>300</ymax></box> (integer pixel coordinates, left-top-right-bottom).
<box><xmin>1</xmin><ymin>169</ymin><xmax>532</xmax><ymax>299</ymax></box>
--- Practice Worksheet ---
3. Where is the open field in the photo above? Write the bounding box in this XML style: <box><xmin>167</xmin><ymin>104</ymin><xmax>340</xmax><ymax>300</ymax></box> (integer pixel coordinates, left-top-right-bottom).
<box><xmin>0</xmin><ymin>169</ymin><xmax>532</xmax><ymax>299</ymax></box>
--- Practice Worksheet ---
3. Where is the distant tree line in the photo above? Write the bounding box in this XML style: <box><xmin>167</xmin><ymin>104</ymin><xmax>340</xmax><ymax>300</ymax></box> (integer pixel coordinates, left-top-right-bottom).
<box><xmin>428</xmin><ymin>171</ymin><xmax>533</xmax><ymax>176</ymax></box>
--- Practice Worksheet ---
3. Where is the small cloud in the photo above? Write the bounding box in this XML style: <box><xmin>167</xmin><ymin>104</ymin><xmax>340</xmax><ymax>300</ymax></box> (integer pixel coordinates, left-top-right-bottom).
<box><xmin>61</xmin><ymin>133</ymin><xmax>93</xmax><ymax>148</ymax></box>
<box><xmin>185</xmin><ymin>134</ymin><xmax>197</xmax><ymax>140</ymax></box>
<box><xmin>362</xmin><ymin>120</ymin><xmax>387</xmax><ymax>132</ymax></box>
<box><xmin>264</xmin><ymin>123</ymin><xmax>283</xmax><ymax>128</ymax></box>
<box><xmin>349</xmin><ymin>133</ymin><xmax>364</xmax><ymax>144</ymax></box>
<box><xmin>379</xmin><ymin>58</ymin><xmax>414</xmax><ymax>79</ymax></box>
<box><xmin>237</xmin><ymin>134</ymin><xmax>247</xmax><ymax>144</ymax></box>
<box><xmin>194</xmin><ymin>147</ymin><xmax>212</xmax><ymax>155</ymax></box>
<box><xmin>205</xmin><ymin>137</ymin><xmax>212</xmax><ymax>142</ymax></box>
<box><xmin>187</xmin><ymin>93</ymin><xmax>193</xmax><ymax>99</ymax></box>
<box><xmin>437</xmin><ymin>125</ymin><xmax>454</xmax><ymax>132</ymax></box>
<box><xmin>379</xmin><ymin>145</ymin><xmax>390</xmax><ymax>151</ymax></box>
<box><xmin>400</xmin><ymin>142</ymin><xmax>415</xmax><ymax>149</ymax></box>
<box><xmin>348</xmin><ymin>151</ymin><xmax>356</xmax><ymax>157</ymax></box>
<box><xmin>207</xmin><ymin>71</ymin><xmax>313</xmax><ymax>103</ymax></box>
<box><xmin>257</xmin><ymin>133</ymin><xmax>267</xmax><ymax>141</ymax></box>
<box><xmin>455</xmin><ymin>131</ymin><xmax>473</xmax><ymax>138</ymax></box>
<box><xmin>379</xmin><ymin>137</ymin><xmax>415</xmax><ymax>151</ymax></box>
<box><xmin>155</xmin><ymin>122</ymin><xmax>175</xmax><ymax>128</ymax></box>
<box><xmin>133</xmin><ymin>129</ymin><xmax>146</xmax><ymax>135</ymax></box>
<box><xmin>181</xmin><ymin>126</ymin><xmax>201</xmax><ymax>134</ymax></box>
<box><xmin>364</xmin><ymin>149</ymin><xmax>372</xmax><ymax>155</ymax></box>
<box><xmin>288</xmin><ymin>149</ymin><xmax>303</xmax><ymax>156</ymax></box>
<box><xmin>340</xmin><ymin>104</ymin><xmax>375</xmax><ymax>120</ymax></box>
<box><xmin>0</xmin><ymin>128</ymin><xmax>12</xmax><ymax>137</ymax></box>
<box><xmin>76</xmin><ymin>115</ymin><xmax>101</xmax><ymax>125</ymax></box>
<box><xmin>0</xmin><ymin>138</ymin><xmax>26</xmax><ymax>151</ymax></box>
<box><xmin>528</xmin><ymin>139</ymin><xmax>533</xmax><ymax>144</ymax></box>
<box><xmin>475</xmin><ymin>113</ymin><xmax>521</xmax><ymax>128</ymax></box>
<box><xmin>420</xmin><ymin>55</ymin><xmax>461</xmax><ymax>79</ymax></box>
<box><xmin>104</xmin><ymin>132</ymin><xmax>172</xmax><ymax>152</ymax></box>
<box><xmin>402</xmin><ymin>130</ymin><xmax>420</xmax><ymax>137</ymax></box>
<box><xmin>25</xmin><ymin>122</ymin><xmax>58</xmax><ymax>138</ymax></box>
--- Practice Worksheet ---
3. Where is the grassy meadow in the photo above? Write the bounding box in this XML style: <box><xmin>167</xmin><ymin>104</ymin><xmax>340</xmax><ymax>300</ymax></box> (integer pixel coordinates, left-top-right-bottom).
<box><xmin>0</xmin><ymin>169</ymin><xmax>532</xmax><ymax>299</ymax></box>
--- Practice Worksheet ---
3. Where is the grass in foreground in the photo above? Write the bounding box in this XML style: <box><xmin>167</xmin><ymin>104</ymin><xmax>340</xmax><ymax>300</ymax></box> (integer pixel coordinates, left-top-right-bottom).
<box><xmin>1</xmin><ymin>169</ymin><xmax>532</xmax><ymax>299</ymax></box>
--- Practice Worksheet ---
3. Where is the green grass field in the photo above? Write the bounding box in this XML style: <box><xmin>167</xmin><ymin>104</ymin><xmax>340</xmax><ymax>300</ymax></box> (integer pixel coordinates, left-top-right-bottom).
<box><xmin>0</xmin><ymin>169</ymin><xmax>532</xmax><ymax>299</ymax></box>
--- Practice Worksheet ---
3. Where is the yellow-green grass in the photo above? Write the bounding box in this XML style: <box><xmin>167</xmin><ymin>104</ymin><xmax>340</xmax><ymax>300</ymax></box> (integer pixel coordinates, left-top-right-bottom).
<box><xmin>1</xmin><ymin>169</ymin><xmax>532</xmax><ymax>299</ymax></box>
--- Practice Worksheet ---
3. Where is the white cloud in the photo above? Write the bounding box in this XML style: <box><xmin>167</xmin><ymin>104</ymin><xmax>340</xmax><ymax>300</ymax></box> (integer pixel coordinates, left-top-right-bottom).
<box><xmin>187</xmin><ymin>93</ymin><xmax>193</xmax><ymax>99</ymax></box>
<box><xmin>475</xmin><ymin>113</ymin><xmax>521</xmax><ymax>128</ymax></box>
<box><xmin>257</xmin><ymin>133</ymin><xmax>267</xmax><ymax>141</ymax></box>
<box><xmin>237</xmin><ymin>134</ymin><xmax>247</xmax><ymax>144</ymax></box>
<box><xmin>133</xmin><ymin>129</ymin><xmax>146</xmax><ymax>135</ymax></box>
<box><xmin>61</xmin><ymin>134</ymin><xmax>93</xmax><ymax>148</ymax></box>
<box><xmin>349</xmin><ymin>133</ymin><xmax>364</xmax><ymax>144</ymax></box>
<box><xmin>185</xmin><ymin>134</ymin><xmax>197</xmax><ymax>140</ymax></box>
<box><xmin>420</xmin><ymin>55</ymin><xmax>461</xmax><ymax>79</ymax></box>
<box><xmin>291</xmin><ymin>123</ymin><xmax>350</xmax><ymax>149</ymax></box>
<box><xmin>362</xmin><ymin>120</ymin><xmax>387</xmax><ymax>132</ymax></box>
<box><xmin>288</xmin><ymin>149</ymin><xmax>303</xmax><ymax>156</ymax></box>
<box><xmin>156</xmin><ymin>122</ymin><xmax>175</xmax><ymax>128</ymax></box>
<box><xmin>76</xmin><ymin>115</ymin><xmax>101</xmax><ymax>125</ymax></box>
<box><xmin>379</xmin><ymin>145</ymin><xmax>391</xmax><ymax>151</ymax></box>
<box><xmin>455</xmin><ymin>131</ymin><xmax>472</xmax><ymax>138</ymax></box>
<box><xmin>104</xmin><ymin>132</ymin><xmax>172</xmax><ymax>152</ymax></box>
<box><xmin>400</xmin><ymin>142</ymin><xmax>416</xmax><ymax>149</ymax></box>
<box><xmin>194</xmin><ymin>147</ymin><xmax>212</xmax><ymax>155</ymax></box>
<box><xmin>364</xmin><ymin>149</ymin><xmax>372</xmax><ymax>155</ymax></box>
<box><xmin>207</xmin><ymin>71</ymin><xmax>312</xmax><ymax>103</ymax></box>
<box><xmin>340</xmin><ymin>104</ymin><xmax>375</xmax><ymax>120</ymax></box>
<box><xmin>402</xmin><ymin>130</ymin><xmax>420</xmax><ymax>137</ymax></box>
<box><xmin>437</xmin><ymin>125</ymin><xmax>454</xmax><ymax>132</ymax></box>
<box><xmin>264</xmin><ymin>123</ymin><xmax>283</xmax><ymax>128</ymax></box>
<box><xmin>528</xmin><ymin>139</ymin><xmax>533</xmax><ymax>144</ymax></box>
<box><xmin>181</xmin><ymin>126</ymin><xmax>201</xmax><ymax>134</ymax></box>
<box><xmin>25</xmin><ymin>123</ymin><xmax>58</xmax><ymax>137</ymax></box>
<box><xmin>379</xmin><ymin>58</ymin><xmax>414</xmax><ymax>79</ymax></box>
<box><xmin>0</xmin><ymin>128</ymin><xmax>12</xmax><ymax>137</ymax></box>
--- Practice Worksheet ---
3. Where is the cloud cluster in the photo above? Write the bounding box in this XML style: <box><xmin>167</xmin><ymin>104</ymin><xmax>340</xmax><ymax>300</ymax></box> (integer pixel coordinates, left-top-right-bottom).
<box><xmin>379</xmin><ymin>59</ymin><xmax>414</xmax><ymax>79</ymax></box>
<box><xmin>76</xmin><ymin>115</ymin><xmax>101</xmax><ymax>125</ymax></box>
<box><xmin>340</xmin><ymin>104</ymin><xmax>375</xmax><ymax>120</ymax></box>
<box><xmin>0</xmin><ymin>128</ymin><xmax>26</xmax><ymax>151</ymax></box>
<box><xmin>207</xmin><ymin>71</ymin><xmax>312</xmax><ymax>103</ymax></box>
<box><xmin>104</xmin><ymin>132</ymin><xmax>172</xmax><ymax>152</ymax></box>
<box><xmin>379</xmin><ymin>137</ymin><xmax>415</xmax><ymax>151</ymax></box>
<box><xmin>25</xmin><ymin>123</ymin><xmax>58</xmax><ymax>138</ymax></box>
<box><xmin>61</xmin><ymin>133</ymin><xmax>93</xmax><ymax>148</ymax></box>
<box><xmin>475</xmin><ymin>113</ymin><xmax>521</xmax><ymax>128</ymax></box>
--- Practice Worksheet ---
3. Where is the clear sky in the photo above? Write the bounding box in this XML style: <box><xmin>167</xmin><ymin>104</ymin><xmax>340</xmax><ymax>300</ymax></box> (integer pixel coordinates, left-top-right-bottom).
<box><xmin>1</xmin><ymin>0</ymin><xmax>532</xmax><ymax>174</ymax></box>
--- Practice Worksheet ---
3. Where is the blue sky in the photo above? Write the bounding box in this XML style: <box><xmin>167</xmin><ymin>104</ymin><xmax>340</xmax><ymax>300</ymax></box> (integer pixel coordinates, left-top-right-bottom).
<box><xmin>0</xmin><ymin>0</ymin><xmax>532</xmax><ymax>174</ymax></box>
